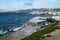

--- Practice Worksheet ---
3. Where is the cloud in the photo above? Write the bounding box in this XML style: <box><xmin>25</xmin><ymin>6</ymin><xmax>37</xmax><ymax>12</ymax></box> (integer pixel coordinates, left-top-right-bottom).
<box><xmin>23</xmin><ymin>2</ymin><xmax>32</xmax><ymax>7</ymax></box>
<box><xmin>22</xmin><ymin>0</ymin><xmax>34</xmax><ymax>7</ymax></box>
<box><xmin>18</xmin><ymin>0</ymin><xmax>58</xmax><ymax>9</ymax></box>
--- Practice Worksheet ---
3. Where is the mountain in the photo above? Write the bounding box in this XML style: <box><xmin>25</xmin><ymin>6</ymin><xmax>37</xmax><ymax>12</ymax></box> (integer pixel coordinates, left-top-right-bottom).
<box><xmin>15</xmin><ymin>8</ymin><xmax>49</xmax><ymax>13</ymax></box>
<box><xmin>0</xmin><ymin>8</ymin><xmax>60</xmax><ymax>13</ymax></box>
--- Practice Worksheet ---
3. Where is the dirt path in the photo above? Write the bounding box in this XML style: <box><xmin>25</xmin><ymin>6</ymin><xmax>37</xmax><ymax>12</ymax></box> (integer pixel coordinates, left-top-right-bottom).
<box><xmin>41</xmin><ymin>22</ymin><xmax>60</xmax><ymax>40</ymax></box>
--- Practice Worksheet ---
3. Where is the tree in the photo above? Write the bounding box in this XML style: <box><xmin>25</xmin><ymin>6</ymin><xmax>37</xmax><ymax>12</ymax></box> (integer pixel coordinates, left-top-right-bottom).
<box><xmin>46</xmin><ymin>18</ymin><xmax>56</xmax><ymax>23</ymax></box>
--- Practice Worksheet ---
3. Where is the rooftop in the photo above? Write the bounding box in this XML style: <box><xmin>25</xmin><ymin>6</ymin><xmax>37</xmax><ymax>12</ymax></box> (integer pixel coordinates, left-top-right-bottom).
<box><xmin>29</xmin><ymin>17</ymin><xmax>45</xmax><ymax>23</ymax></box>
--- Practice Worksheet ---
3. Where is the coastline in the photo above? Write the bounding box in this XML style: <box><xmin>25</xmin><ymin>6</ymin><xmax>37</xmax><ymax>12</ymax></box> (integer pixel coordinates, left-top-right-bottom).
<box><xmin>0</xmin><ymin>16</ymin><xmax>49</xmax><ymax>40</ymax></box>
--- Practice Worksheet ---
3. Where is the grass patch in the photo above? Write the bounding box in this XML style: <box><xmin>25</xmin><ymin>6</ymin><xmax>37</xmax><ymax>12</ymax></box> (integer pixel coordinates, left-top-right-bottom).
<box><xmin>21</xmin><ymin>22</ymin><xmax>58</xmax><ymax>40</ymax></box>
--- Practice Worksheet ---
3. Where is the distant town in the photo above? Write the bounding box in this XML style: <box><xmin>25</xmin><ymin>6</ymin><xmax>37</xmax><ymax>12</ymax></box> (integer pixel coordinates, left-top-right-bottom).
<box><xmin>29</xmin><ymin>8</ymin><xmax>60</xmax><ymax>15</ymax></box>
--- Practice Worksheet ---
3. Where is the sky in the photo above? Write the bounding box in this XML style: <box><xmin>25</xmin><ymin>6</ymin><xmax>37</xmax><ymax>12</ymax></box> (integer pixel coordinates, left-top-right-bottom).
<box><xmin>0</xmin><ymin>0</ymin><xmax>60</xmax><ymax>10</ymax></box>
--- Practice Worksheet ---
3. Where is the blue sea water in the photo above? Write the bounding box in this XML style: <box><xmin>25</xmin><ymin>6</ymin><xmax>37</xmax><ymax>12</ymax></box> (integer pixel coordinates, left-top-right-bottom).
<box><xmin>0</xmin><ymin>12</ymin><xmax>32</xmax><ymax>30</ymax></box>
<box><xmin>0</xmin><ymin>12</ymin><xmax>52</xmax><ymax>32</ymax></box>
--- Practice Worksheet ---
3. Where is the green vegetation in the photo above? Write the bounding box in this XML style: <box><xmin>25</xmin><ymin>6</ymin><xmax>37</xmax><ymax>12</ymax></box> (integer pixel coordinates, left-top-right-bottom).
<box><xmin>21</xmin><ymin>22</ymin><xmax>58</xmax><ymax>40</ymax></box>
<box><xmin>46</xmin><ymin>18</ymin><xmax>56</xmax><ymax>23</ymax></box>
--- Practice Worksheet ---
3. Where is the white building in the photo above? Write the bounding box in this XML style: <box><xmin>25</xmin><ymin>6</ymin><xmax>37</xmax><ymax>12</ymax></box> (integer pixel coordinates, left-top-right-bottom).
<box><xmin>30</xmin><ymin>11</ymin><xmax>40</xmax><ymax>14</ymax></box>
<box><xmin>48</xmin><ymin>12</ymin><xmax>57</xmax><ymax>15</ymax></box>
<box><xmin>48</xmin><ymin>12</ymin><xmax>53</xmax><ymax>15</ymax></box>
<box><xmin>28</xmin><ymin>17</ymin><xmax>48</xmax><ymax>29</ymax></box>
<box><xmin>57</xmin><ymin>12</ymin><xmax>60</xmax><ymax>15</ymax></box>
<box><xmin>52</xmin><ymin>12</ymin><xmax>57</xmax><ymax>15</ymax></box>
<box><xmin>52</xmin><ymin>16</ymin><xmax>60</xmax><ymax>21</ymax></box>
<box><xmin>30</xmin><ymin>11</ymin><xmax>47</xmax><ymax>15</ymax></box>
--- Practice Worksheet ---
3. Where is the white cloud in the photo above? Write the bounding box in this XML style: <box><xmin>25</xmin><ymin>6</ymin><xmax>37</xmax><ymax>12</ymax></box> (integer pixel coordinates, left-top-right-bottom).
<box><xmin>22</xmin><ymin>0</ymin><xmax>57</xmax><ymax>7</ymax></box>
<box><xmin>21</xmin><ymin>0</ymin><xmax>57</xmax><ymax>9</ymax></box>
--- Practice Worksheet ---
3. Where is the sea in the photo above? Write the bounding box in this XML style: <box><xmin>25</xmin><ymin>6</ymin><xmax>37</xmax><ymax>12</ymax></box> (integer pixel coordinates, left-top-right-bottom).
<box><xmin>0</xmin><ymin>12</ymin><xmax>52</xmax><ymax>35</ymax></box>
